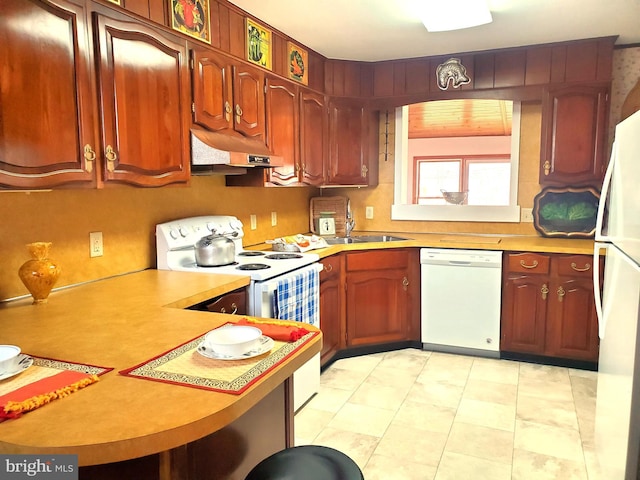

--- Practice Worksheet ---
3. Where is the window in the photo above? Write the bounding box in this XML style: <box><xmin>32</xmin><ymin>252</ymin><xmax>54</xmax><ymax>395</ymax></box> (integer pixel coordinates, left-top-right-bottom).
<box><xmin>392</xmin><ymin>100</ymin><xmax>522</xmax><ymax>222</ymax></box>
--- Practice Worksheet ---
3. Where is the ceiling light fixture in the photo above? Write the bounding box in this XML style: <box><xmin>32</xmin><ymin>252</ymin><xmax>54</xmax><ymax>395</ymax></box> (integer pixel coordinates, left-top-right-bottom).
<box><xmin>420</xmin><ymin>0</ymin><xmax>492</xmax><ymax>32</ymax></box>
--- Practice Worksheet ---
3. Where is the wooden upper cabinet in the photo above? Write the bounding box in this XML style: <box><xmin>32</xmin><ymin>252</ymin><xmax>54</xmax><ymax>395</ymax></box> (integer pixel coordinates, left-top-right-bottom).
<box><xmin>265</xmin><ymin>76</ymin><xmax>300</xmax><ymax>185</ymax></box>
<box><xmin>327</xmin><ymin>99</ymin><xmax>378</xmax><ymax>186</ymax></box>
<box><xmin>0</xmin><ymin>0</ymin><xmax>98</xmax><ymax>188</ymax></box>
<box><xmin>191</xmin><ymin>50</ymin><xmax>265</xmax><ymax>140</ymax></box>
<box><xmin>540</xmin><ymin>85</ymin><xmax>609</xmax><ymax>186</ymax></box>
<box><xmin>94</xmin><ymin>13</ymin><xmax>191</xmax><ymax>186</ymax></box>
<box><xmin>299</xmin><ymin>89</ymin><xmax>326</xmax><ymax>186</ymax></box>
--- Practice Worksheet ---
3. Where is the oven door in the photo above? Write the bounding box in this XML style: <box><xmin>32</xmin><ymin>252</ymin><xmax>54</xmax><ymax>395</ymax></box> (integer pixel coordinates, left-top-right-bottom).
<box><xmin>248</xmin><ymin>263</ymin><xmax>322</xmax><ymax>411</ymax></box>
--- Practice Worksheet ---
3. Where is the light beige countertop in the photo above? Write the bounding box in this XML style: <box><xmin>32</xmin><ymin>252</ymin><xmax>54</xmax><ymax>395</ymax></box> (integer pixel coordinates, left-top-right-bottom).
<box><xmin>252</xmin><ymin>232</ymin><xmax>595</xmax><ymax>257</ymax></box>
<box><xmin>0</xmin><ymin>270</ymin><xmax>320</xmax><ymax>466</ymax></box>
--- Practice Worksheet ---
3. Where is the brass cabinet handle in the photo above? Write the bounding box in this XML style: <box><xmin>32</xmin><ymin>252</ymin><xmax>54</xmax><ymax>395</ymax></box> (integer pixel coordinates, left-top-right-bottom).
<box><xmin>570</xmin><ymin>262</ymin><xmax>591</xmax><ymax>272</ymax></box>
<box><xmin>543</xmin><ymin>160</ymin><xmax>551</xmax><ymax>176</ymax></box>
<box><xmin>224</xmin><ymin>101</ymin><xmax>232</xmax><ymax>122</ymax></box>
<box><xmin>361</xmin><ymin>164</ymin><xmax>368</xmax><ymax>178</ymax></box>
<box><xmin>557</xmin><ymin>286</ymin><xmax>565</xmax><ymax>302</ymax></box>
<box><xmin>520</xmin><ymin>260</ymin><xmax>539</xmax><ymax>269</ymax></box>
<box><xmin>220</xmin><ymin>303</ymin><xmax>238</xmax><ymax>315</ymax></box>
<box><xmin>322</xmin><ymin>263</ymin><xmax>333</xmax><ymax>272</ymax></box>
<box><xmin>83</xmin><ymin>144</ymin><xmax>96</xmax><ymax>173</ymax></box>
<box><xmin>541</xmin><ymin>283</ymin><xmax>549</xmax><ymax>300</ymax></box>
<box><xmin>105</xmin><ymin>145</ymin><xmax>117</xmax><ymax>172</ymax></box>
<box><xmin>235</xmin><ymin>104</ymin><xmax>243</xmax><ymax>124</ymax></box>
<box><xmin>402</xmin><ymin>276</ymin><xmax>409</xmax><ymax>291</ymax></box>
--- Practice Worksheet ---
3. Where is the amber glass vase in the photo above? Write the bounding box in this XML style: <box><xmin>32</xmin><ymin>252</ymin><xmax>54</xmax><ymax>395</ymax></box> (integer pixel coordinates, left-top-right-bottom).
<box><xmin>18</xmin><ymin>242</ymin><xmax>61</xmax><ymax>304</ymax></box>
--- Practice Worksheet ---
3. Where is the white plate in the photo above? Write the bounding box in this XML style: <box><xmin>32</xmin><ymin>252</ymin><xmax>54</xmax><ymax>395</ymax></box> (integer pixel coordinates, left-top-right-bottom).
<box><xmin>197</xmin><ymin>336</ymin><xmax>274</xmax><ymax>360</ymax></box>
<box><xmin>0</xmin><ymin>354</ymin><xmax>33</xmax><ymax>381</ymax></box>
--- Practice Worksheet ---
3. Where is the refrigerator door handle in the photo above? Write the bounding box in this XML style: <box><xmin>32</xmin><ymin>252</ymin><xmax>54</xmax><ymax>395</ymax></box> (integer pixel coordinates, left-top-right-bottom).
<box><xmin>593</xmin><ymin>242</ymin><xmax>606</xmax><ymax>339</ymax></box>
<box><xmin>595</xmin><ymin>142</ymin><xmax>616</xmax><ymax>242</ymax></box>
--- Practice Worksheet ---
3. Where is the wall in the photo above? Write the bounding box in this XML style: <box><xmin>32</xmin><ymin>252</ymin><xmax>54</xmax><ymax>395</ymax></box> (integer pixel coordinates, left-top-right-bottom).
<box><xmin>0</xmin><ymin>178</ymin><xmax>317</xmax><ymax>301</ymax></box>
<box><xmin>339</xmin><ymin>102</ymin><xmax>542</xmax><ymax>236</ymax></box>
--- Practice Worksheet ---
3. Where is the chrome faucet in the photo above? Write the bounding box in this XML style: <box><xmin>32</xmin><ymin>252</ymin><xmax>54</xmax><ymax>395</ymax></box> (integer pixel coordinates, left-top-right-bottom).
<box><xmin>345</xmin><ymin>200</ymin><xmax>355</xmax><ymax>237</ymax></box>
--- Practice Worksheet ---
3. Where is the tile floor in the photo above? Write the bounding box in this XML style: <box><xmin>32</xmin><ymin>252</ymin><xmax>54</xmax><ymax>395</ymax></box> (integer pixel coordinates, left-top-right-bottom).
<box><xmin>294</xmin><ymin>348</ymin><xmax>606</xmax><ymax>480</ymax></box>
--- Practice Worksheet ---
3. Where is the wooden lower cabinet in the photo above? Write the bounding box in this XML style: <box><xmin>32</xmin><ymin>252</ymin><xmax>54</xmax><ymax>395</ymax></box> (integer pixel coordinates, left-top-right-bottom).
<box><xmin>319</xmin><ymin>254</ymin><xmax>344</xmax><ymax>366</ymax></box>
<box><xmin>501</xmin><ymin>252</ymin><xmax>600</xmax><ymax>363</ymax></box>
<box><xmin>344</xmin><ymin>249</ymin><xmax>419</xmax><ymax>347</ymax></box>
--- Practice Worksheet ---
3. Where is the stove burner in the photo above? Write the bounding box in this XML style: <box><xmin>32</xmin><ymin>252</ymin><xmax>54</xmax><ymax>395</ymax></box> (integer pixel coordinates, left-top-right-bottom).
<box><xmin>265</xmin><ymin>253</ymin><xmax>303</xmax><ymax>260</ymax></box>
<box><xmin>236</xmin><ymin>263</ymin><xmax>271</xmax><ymax>271</ymax></box>
<box><xmin>196</xmin><ymin>262</ymin><xmax>238</xmax><ymax>268</ymax></box>
<box><xmin>237</xmin><ymin>251</ymin><xmax>265</xmax><ymax>257</ymax></box>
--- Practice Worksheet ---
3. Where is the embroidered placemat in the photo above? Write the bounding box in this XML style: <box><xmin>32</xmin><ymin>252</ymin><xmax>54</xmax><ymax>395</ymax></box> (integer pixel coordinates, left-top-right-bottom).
<box><xmin>0</xmin><ymin>356</ymin><xmax>113</xmax><ymax>421</ymax></box>
<box><xmin>119</xmin><ymin>327</ymin><xmax>319</xmax><ymax>394</ymax></box>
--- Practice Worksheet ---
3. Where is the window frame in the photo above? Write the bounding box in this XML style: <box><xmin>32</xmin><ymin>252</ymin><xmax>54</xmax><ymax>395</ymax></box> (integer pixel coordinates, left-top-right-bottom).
<box><xmin>392</xmin><ymin>102</ymin><xmax>522</xmax><ymax>223</ymax></box>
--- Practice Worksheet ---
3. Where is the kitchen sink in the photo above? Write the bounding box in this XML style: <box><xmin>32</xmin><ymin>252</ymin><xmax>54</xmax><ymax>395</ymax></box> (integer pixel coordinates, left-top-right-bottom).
<box><xmin>324</xmin><ymin>235</ymin><xmax>410</xmax><ymax>245</ymax></box>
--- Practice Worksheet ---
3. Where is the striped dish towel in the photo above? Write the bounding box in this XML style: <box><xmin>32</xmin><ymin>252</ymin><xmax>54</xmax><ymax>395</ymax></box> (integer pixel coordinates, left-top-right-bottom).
<box><xmin>275</xmin><ymin>264</ymin><xmax>319</xmax><ymax>326</ymax></box>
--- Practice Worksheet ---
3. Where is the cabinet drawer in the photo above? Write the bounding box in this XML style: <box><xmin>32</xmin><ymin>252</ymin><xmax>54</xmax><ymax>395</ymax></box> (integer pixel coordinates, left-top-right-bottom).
<box><xmin>556</xmin><ymin>255</ymin><xmax>593</xmax><ymax>277</ymax></box>
<box><xmin>346</xmin><ymin>250</ymin><xmax>409</xmax><ymax>271</ymax></box>
<box><xmin>507</xmin><ymin>252</ymin><xmax>550</xmax><ymax>274</ymax></box>
<box><xmin>320</xmin><ymin>255</ymin><xmax>341</xmax><ymax>281</ymax></box>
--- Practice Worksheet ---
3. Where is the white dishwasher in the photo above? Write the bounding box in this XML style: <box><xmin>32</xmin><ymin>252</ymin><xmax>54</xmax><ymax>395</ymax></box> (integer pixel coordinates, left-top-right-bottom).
<box><xmin>421</xmin><ymin>248</ymin><xmax>503</xmax><ymax>357</ymax></box>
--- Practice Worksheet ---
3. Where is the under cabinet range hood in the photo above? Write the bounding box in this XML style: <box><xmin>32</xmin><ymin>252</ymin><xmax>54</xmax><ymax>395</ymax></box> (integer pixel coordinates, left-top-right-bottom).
<box><xmin>190</xmin><ymin>128</ymin><xmax>283</xmax><ymax>175</ymax></box>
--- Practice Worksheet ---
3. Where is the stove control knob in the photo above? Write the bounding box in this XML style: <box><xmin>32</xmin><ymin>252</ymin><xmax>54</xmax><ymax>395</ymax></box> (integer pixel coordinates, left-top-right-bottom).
<box><xmin>179</xmin><ymin>227</ymin><xmax>189</xmax><ymax>237</ymax></box>
<box><xmin>169</xmin><ymin>229</ymin><xmax>179</xmax><ymax>240</ymax></box>
<box><xmin>230</xmin><ymin>219</ymin><xmax>243</xmax><ymax>230</ymax></box>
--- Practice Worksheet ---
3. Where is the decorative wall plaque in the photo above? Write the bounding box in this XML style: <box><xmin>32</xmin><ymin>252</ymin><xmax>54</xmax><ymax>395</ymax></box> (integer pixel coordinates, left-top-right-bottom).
<box><xmin>533</xmin><ymin>186</ymin><xmax>600</xmax><ymax>238</ymax></box>
<box><xmin>246</xmin><ymin>19</ymin><xmax>272</xmax><ymax>70</ymax></box>
<box><xmin>170</xmin><ymin>0</ymin><xmax>211</xmax><ymax>44</ymax></box>
<box><xmin>288</xmin><ymin>42</ymin><xmax>308</xmax><ymax>85</ymax></box>
<box><xmin>436</xmin><ymin>58</ymin><xmax>471</xmax><ymax>90</ymax></box>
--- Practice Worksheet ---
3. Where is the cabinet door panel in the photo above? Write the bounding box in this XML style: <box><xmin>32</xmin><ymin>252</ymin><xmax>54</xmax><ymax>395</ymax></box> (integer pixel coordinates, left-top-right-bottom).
<box><xmin>0</xmin><ymin>0</ymin><xmax>97</xmax><ymax>188</ymax></box>
<box><xmin>192</xmin><ymin>50</ymin><xmax>233</xmax><ymax>132</ymax></box>
<box><xmin>546</xmin><ymin>278</ymin><xmax>599</xmax><ymax>361</ymax></box>
<box><xmin>95</xmin><ymin>15</ymin><xmax>190</xmax><ymax>186</ymax></box>
<box><xmin>299</xmin><ymin>90</ymin><xmax>326</xmax><ymax>186</ymax></box>
<box><xmin>501</xmin><ymin>275</ymin><xmax>548</xmax><ymax>354</ymax></box>
<box><xmin>265</xmin><ymin>77</ymin><xmax>299</xmax><ymax>185</ymax></box>
<box><xmin>233</xmin><ymin>65</ymin><xmax>265</xmax><ymax>140</ymax></box>
<box><xmin>540</xmin><ymin>85</ymin><xmax>608</xmax><ymax>185</ymax></box>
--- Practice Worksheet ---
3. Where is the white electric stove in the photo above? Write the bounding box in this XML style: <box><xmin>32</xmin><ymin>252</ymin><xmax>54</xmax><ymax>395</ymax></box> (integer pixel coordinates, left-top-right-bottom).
<box><xmin>156</xmin><ymin>215</ymin><xmax>321</xmax><ymax>411</ymax></box>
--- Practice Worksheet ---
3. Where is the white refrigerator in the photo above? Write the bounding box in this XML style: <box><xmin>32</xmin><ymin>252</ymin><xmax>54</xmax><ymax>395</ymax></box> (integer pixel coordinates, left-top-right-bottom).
<box><xmin>594</xmin><ymin>110</ymin><xmax>640</xmax><ymax>479</ymax></box>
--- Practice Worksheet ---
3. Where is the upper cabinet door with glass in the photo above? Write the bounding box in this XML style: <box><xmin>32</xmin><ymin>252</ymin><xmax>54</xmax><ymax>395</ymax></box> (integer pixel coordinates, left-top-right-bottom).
<box><xmin>540</xmin><ymin>85</ymin><xmax>609</xmax><ymax>187</ymax></box>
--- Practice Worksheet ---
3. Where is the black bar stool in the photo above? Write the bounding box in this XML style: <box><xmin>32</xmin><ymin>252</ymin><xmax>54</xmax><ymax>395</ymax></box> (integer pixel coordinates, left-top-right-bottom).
<box><xmin>245</xmin><ymin>445</ymin><xmax>364</xmax><ymax>480</ymax></box>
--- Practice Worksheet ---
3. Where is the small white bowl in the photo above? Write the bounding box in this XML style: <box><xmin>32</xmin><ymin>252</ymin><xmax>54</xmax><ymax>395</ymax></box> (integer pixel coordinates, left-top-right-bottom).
<box><xmin>0</xmin><ymin>345</ymin><xmax>21</xmax><ymax>373</ymax></box>
<box><xmin>204</xmin><ymin>326</ymin><xmax>262</xmax><ymax>357</ymax></box>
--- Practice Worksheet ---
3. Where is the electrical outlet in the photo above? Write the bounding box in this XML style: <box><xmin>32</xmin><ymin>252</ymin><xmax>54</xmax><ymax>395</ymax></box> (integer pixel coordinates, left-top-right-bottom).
<box><xmin>250</xmin><ymin>214</ymin><xmax>257</xmax><ymax>230</ymax></box>
<box><xmin>271</xmin><ymin>211</ymin><xmax>277</xmax><ymax>227</ymax></box>
<box><xmin>90</xmin><ymin>231</ymin><xmax>103</xmax><ymax>257</ymax></box>
<box><xmin>365</xmin><ymin>206</ymin><xmax>374</xmax><ymax>219</ymax></box>
<box><xmin>521</xmin><ymin>208</ymin><xmax>534</xmax><ymax>223</ymax></box>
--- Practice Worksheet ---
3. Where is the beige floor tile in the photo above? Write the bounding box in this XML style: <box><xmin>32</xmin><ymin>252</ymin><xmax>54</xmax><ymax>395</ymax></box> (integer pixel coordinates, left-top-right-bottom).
<box><xmin>418</xmin><ymin>353</ymin><xmax>473</xmax><ymax>386</ymax></box>
<box><xmin>313</xmin><ymin>427</ymin><xmax>380</xmax><ymax>470</ymax></box>
<box><xmin>454</xmin><ymin>397</ymin><xmax>516</xmax><ymax>432</ymax></box>
<box><xmin>518</xmin><ymin>375</ymin><xmax>575</xmax><ymax>402</ymax></box>
<box><xmin>392</xmin><ymin>399</ymin><xmax>456</xmax><ymax>434</ymax></box>
<box><xmin>319</xmin><ymin>365</ymin><xmax>370</xmax><ymax>391</ymax></box>
<box><xmin>514</xmin><ymin>419</ymin><xmax>584</xmax><ymax>462</ymax></box>
<box><xmin>568</xmin><ymin>368</ymin><xmax>598</xmax><ymax>380</ymax></box>
<box><xmin>444</xmin><ymin>422</ymin><xmax>514</xmax><ymax>464</ymax></box>
<box><xmin>294</xmin><ymin>407</ymin><xmax>335</xmax><ymax>443</ymax></box>
<box><xmin>349</xmin><ymin>380</ymin><xmax>411</xmax><ymax>411</ymax></box>
<box><xmin>405</xmin><ymin>379</ymin><xmax>464</xmax><ymax>409</ymax></box>
<box><xmin>327</xmin><ymin>402</ymin><xmax>396</xmax><ymax>437</ymax></box>
<box><xmin>330</xmin><ymin>354</ymin><xmax>383</xmax><ymax>373</ymax></box>
<box><xmin>463</xmin><ymin>377</ymin><xmax>518</xmax><ymax>406</ymax></box>
<box><xmin>377</xmin><ymin>348</ymin><xmax>431</xmax><ymax>375</ymax></box>
<box><xmin>582</xmin><ymin>446</ymin><xmax>610</xmax><ymax>480</ymax></box>
<box><xmin>303</xmin><ymin>385</ymin><xmax>353</xmax><ymax>413</ymax></box>
<box><xmin>512</xmin><ymin>448</ymin><xmax>588</xmax><ymax>480</ymax></box>
<box><xmin>435</xmin><ymin>451</ymin><xmax>512</xmax><ymax>480</ymax></box>
<box><xmin>516</xmin><ymin>394</ymin><xmax>579</xmax><ymax>430</ymax></box>
<box><xmin>468</xmin><ymin>357</ymin><xmax>520</xmax><ymax>385</ymax></box>
<box><xmin>363</xmin><ymin>453</ymin><xmax>437</xmax><ymax>480</ymax></box>
<box><xmin>366</xmin><ymin>364</ymin><xmax>421</xmax><ymax>390</ymax></box>
<box><xmin>373</xmin><ymin>422</ymin><xmax>449</xmax><ymax>467</ymax></box>
<box><xmin>519</xmin><ymin>362</ymin><xmax>570</xmax><ymax>383</ymax></box>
